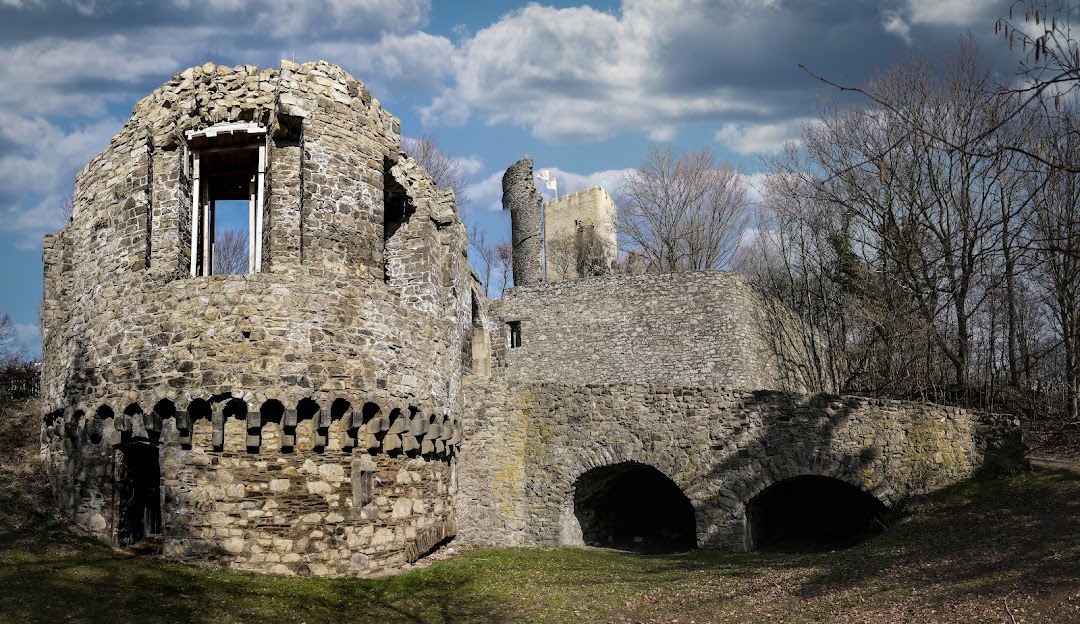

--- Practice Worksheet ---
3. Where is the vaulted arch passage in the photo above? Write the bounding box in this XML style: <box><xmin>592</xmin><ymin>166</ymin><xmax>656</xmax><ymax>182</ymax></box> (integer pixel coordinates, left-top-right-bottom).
<box><xmin>747</xmin><ymin>475</ymin><xmax>888</xmax><ymax>552</ymax></box>
<box><xmin>573</xmin><ymin>462</ymin><xmax>696</xmax><ymax>553</ymax></box>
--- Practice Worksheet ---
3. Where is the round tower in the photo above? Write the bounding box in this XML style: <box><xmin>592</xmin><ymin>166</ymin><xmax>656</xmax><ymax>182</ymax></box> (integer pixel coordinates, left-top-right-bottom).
<box><xmin>501</xmin><ymin>157</ymin><xmax>543</xmax><ymax>286</ymax></box>
<box><xmin>40</xmin><ymin>60</ymin><xmax>478</xmax><ymax>576</ymax></box>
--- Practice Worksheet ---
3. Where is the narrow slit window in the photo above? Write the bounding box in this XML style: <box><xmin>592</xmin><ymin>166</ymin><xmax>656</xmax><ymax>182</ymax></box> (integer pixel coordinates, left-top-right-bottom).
<box><xmin>508</xmin><ymin>321</ymin><xmax>522</xmax><ymax>348</ymax></box>
<box><xmin>186</xmin><ymin>122</ymin><xmax>267</xmax><ymax>276</ymax></box>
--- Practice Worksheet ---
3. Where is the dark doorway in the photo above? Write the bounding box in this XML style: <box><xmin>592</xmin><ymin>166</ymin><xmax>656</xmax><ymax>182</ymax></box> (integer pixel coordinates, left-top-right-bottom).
<box><xmin>116</xmin><ymin>442</ymin><xmax>162</xmax><ymax>547</ymax></box>
<box><xmin>573</xmin><ymin>462</ymin><xmax>696</xmax><ymax>553</ymax></box>
<box><xmin>747</xmin><ymin>475</ymin><xmax>888</xmax><ymax>552</ymax></box>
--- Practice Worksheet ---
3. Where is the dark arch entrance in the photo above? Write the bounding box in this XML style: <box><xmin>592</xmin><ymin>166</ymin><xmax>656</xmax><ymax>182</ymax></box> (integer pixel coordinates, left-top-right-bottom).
<box><xmin>116</xmin><ymin>442</ymin><xmax>162</xmax><ymax>547</ymax></box>
<box><xmin>573</xmin><ymin>462</ymin><xmax>696</xmax><ymax>553</ymax></box>
<box><xmin>747</xmin><ymin>475</ymin><xmax>888</xmax><ymax>552</ymax></box>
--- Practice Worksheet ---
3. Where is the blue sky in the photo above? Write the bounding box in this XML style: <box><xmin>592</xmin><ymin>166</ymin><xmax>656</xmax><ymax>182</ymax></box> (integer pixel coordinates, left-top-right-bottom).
<box><xmin>0</xmin><ymin>0</ymin><xmax>1021</xmax><ymax>357</ymax></box>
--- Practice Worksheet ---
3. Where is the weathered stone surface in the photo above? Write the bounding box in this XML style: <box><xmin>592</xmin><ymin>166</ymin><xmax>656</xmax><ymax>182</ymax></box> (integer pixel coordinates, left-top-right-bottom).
<box><xmin>40</xmin><ymin>58</ymin><xmax>1025</xmax><ymax>580</ymax></box>
<box><xmin>491</xmin><ymin>271</ymin><xmax>825</xmax><ymax>393</ymax></box>
<box><xmin>41</xmin><ymin>61</ymin><xmax>474</xmax><ymax>578</ymax></box>
<box><xmin>456</xmin><ymin>380</ymin><xmax>1026</xmax><ymax>550</ymax></box>
<box><xmin>501</xmin><ymin>157</ymin><xmax>543</xmax><ymax>287</ymax></box>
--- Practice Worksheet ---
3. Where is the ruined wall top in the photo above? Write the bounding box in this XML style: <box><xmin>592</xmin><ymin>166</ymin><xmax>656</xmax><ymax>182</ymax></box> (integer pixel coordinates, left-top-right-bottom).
<box><xmin>41</xmin><ymin>58</ymin><xmax>478</xmax><ymax>423</ymax></box>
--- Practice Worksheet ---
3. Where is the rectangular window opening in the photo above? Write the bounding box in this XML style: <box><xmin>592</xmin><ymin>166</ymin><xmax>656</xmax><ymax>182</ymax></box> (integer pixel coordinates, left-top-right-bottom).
<box><xmin>186</xmin><ymin>123</ymin><xmax>267</xmax><ymax>277</ymax></box>
<box><xmin>508</xmin><ymin>321</ymin><xmax>522</xmax><ymax>348</ymax></box>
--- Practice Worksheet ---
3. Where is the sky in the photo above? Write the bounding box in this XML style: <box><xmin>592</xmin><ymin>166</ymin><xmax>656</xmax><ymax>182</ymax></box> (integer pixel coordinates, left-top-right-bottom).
<box><xmin>0</xmin><ymin>0</ymin><xmax>1024</xmax><ymax>358</ymax></box>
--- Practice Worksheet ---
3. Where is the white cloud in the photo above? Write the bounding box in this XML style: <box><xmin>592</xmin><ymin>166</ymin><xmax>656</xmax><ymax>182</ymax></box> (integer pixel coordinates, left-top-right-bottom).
<box><xmin>880</xmin><ymin>0</ymin><xmax>1000</xmax><ymax>43</ymax></box>
<box><xmin>175</xmin><ymin>0</ymin><xmax>430</xmax><ymax>38</ymax></box>
<box><xmin>313</xmin><ymin>31</ymin><xmax>455</xmax><ymax>97</ymax></box>
<box><xmin>468</xmin><ymin>170</ymin><xmax>505</xmax><ymax>214</ymax></box>
<box><xmin>13</xmin><ymin>322</ymin><xmax>41</xmax><ymax>356</ymax></box>
<box><xmin>0</xmin><ymin>34</ymin><xmax>181</xmax><ymax>116</ymax></box>
<box><xmin>420</xmin><ymin>1</ymin><xmax>828</xmax><ymax>143</ymax></box>
<box><xmin>714</xmin><ymin>118</ymin><xmax>812</xmax><ymax>155</ymax></box>
<box><xmin>882</xmin><ymin>10</ymin><xmax>912</xmax><ymax>44</ymax></box>
<box><xmin>904</xmin><ymin>0</ymin><xmax>997</xmax><ymax>27</ymax></box>
<box><xmin>0</xmin><ymin>115</ymin><xmax>120</xmax><ymax>243</ymax></box>
<box><xmin>62</xmin><ymin>0</ymin><xmax>124</xmax><ymax>16</ymax></box>
<box><xmin>467</xmin><ymin>165</ymin><xmax>630</xmax><ymax>214</ymax></box>
<box><xmin>741</xmin><ymin>171</ymin><xmax>769</xmax><ymax>207</ymax></box>
<box><xmin>537</xmin><ymin>167</ymin><xmax>629</xmax><ymax>203</ymax></box>
<box><xmin>453</xmin><ymin>155</ymin><xmax>484</xmax><ymax>177</ymax></box>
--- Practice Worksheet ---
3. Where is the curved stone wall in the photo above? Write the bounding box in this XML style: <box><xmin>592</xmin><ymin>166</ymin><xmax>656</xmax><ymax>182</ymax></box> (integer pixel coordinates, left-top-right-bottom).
<box><xmin>40</xmin><ymin>61</ymin><xmax>478</xmax><ymax>576</ymax></box>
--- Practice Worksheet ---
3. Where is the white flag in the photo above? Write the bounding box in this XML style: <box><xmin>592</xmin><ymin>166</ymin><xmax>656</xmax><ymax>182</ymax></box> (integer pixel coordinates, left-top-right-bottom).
<box><xmin>536</xmin><ymin>169</ymin><xmax>550</xmax><ymax>181</ymax></box>
<box><xmin>545</xmin><ymin>178</ymin><xmax>557</xmax><ymax>191</ymax></box>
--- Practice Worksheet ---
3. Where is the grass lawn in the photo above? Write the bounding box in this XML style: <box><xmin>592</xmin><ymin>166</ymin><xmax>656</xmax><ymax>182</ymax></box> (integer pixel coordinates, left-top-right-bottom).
<box><xmin>3</xmin><ymin>398</ymin><xmax>1078</xmax><ymax>623</ymax></box>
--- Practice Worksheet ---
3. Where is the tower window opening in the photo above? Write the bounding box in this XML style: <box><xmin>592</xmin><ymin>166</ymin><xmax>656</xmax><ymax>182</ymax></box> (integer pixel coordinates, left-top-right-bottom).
<box><xmin>508</xmin><ymin>321</ymin><xmax>522</xmax><ymax>348</ymax></box>
<box><xmin>186</xmin><ymin>122</ymin><xmax>267</xmax><ymax>276</ymax></box>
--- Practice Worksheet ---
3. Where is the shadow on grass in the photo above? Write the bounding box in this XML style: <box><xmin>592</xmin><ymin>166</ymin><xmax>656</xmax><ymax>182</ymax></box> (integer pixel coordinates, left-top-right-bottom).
<box><xmin>0</xmin><ymin>532</ymin><xmax>518</xmax><ymax>624</ymax></box>
<box><xmin>787</xmin><ymin>467</ymin><xmax>1080</xmax><ymax>602</ymax></box>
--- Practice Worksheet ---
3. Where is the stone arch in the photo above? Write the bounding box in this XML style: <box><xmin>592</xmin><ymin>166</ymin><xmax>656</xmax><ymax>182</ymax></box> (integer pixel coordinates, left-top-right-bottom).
<box><xmin>568</xmin><ymin>461</ymin><xmax>696</xmax><ymax>553</ymax></box>
<box><xmin>329</xmin><ymin>397</ymin><xmax>352</xmax><ymax>453</ymax></box>
<box><xmin>715</xmin><ymin>450</ymin><xmax>892</xmax><ymax>551</ymax></box>
<box><xmin>211</xmin><ymin>396</ymin><xmax>248</xmax><ymax>452</ymax></box>
<box><xmin>152</xmin><ymin>398</ymin><xmax>176</xmax><ymax>418</ymax></box>
<box><xmin>746</xmin><ymin>475</ymin><xmax>888</xmax><ymax>552</ymax></box>
<box><xmin>259</xmin><ymin>398</ymin><xmax>288</xmax><ymax>451</ymax></box>
<box><xmin>79</xmin><ymin>410</ymin><xmax>102</xmax><ymax>444</ymax></box>
<box><xmin>183</xmin><ymin>398</ymin><xmax>211</xmax><ymax>449</ymax></box>
<box><xmin>296</xmin><ymin>397</ymin><xmax>322</xmax><ymax>452</ymax></box>
<box><xmin>356</xmin><ymin>401</ymin><xmax>383</xmax><ymax>454</ymax></box>
<box><xmin>382</xmin><ymin>407</ymin><xmax>405</xmax><ymax>455</ymax></box>
<box><xmin>96</xmin><ymin>404</ymin><xmax>115</xmax><ymax>420</ymax></box>
<box><xmin>120</xmin><ymin>402</ymin><xmax>147</xmax><ymax>442</ymax></box>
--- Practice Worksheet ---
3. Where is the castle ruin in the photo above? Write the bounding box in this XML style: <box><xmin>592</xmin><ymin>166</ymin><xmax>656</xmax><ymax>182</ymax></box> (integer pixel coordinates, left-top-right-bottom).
<box><xmin>41</xmin><ymin>61</ymin><xmax>1024</xmax><ymax>577</ymax></box>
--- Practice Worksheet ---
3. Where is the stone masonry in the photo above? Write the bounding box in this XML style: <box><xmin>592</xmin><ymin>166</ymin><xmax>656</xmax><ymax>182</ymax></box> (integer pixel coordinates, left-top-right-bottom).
<box><xmin>455</xmin><ymin>381</ymin><xmax>1022</xmax><ymax>550</ymax></box>
<box><xmin>41</xmin><ymin>60</ymin><xmax>1025</xmax><ymax>578</ymax></box>
<box><xmin>491</xmin><ymin>271</ymin><xmax>823</xmax><ymax>393</ymax></box>
<box><xmin>41</xmin><ymin>61</ymin><xmax>475</xmax><ymax>576</ymax></box>
<box><xmin>501</xmin><ymin>157</ymin><xmax>543</xmax><ymax>287</ymax></box>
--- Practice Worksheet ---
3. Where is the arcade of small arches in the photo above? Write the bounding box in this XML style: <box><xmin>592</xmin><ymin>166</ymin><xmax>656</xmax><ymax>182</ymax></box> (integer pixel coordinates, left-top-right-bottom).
<box><xmin>43</xmin><ymin>394</ymin><xmax>463</xmax><ymax>460</ymax></box>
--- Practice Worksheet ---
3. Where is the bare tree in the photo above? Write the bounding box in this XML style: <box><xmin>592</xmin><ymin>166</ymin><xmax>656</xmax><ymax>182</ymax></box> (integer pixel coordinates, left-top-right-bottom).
<box><xmin>0</xmin><ymin>314</ymin><xmax>24</xmax><ymax>367</ymax></box>
<box><xmin>1027</xmin><ymin>111</ymin><xmax>1080</xmax><ymax>420</ymax></box>
<box><xmin>467</xmin><ymin>222</ymin><xmax>514</xmax><ymax>297</ymax></box>
<box><xmin>546</xmin><ymin>223</ymin><xmax>615</xmax><ymax>281</ymax></box>
<box><xmin>495</xmin><ymin>240</ymin><xmax>513</xmax><ymax>291</ymax></box>
<box><xmin>805</xmin><ymin>44</ymin><xmax>1026</xmax><ymax>390</ymax></box>
<box><xmin>57</xmin><ymin>186</ymin><xmax>74</xmax><ymax>223</ymax></box>
<box><xmin>618</xmin><ymin>144</ymin><xmax>749</xmax><ymax>272</ymax></box>
<box><xmin>213</xmin><ymin>228</ymin><xmax>248</xmax><ymax>275</ymax></box>
<box><xmin>403</xmin><ymin>132</ymin><xmax>470</xmax><ymax>210</ymax></box>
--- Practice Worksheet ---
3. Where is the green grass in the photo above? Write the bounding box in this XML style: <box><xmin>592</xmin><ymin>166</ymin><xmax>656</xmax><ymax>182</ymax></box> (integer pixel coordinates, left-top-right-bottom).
<box><xmin>3</xmin><ymin>397</ymin><xmax>1079</xmax><ymax>623</ymax></box>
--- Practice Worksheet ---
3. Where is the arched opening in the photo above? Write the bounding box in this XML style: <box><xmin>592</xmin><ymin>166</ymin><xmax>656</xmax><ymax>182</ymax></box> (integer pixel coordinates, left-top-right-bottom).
<box><xmin>116</xmin><ymin>441</ymin><xmax>162</xmax><ymax>547</ymax></box>
<box><xmin>573</xmin><ymin>462</ymin><xmax>696</xmax><ymax>553</ymax></box>
<box><xmin>747</xmin><ymin>475</ymin><xmax>889</xmax><ymax>552</ymax></box>
<box><xmin>260</xmin><ymin>399</ymin><xmax>287</xmax><ymax>452</ymax></box>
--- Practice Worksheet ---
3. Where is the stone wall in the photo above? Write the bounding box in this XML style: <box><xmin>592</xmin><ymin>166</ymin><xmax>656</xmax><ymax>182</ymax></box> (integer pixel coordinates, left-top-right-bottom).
<box><xmin>491</xmin><ymin>271</ymin><xmax>827</xmax><ymax>393</ymax></box>
<box><xmin>456</xmin><ymin>379</ymin><xmax>1026</xmax><ymax>550</ymax></box>
<box><xmin>41</xmin><ymin>60</ymin><xmax>476</xmax><ymax>576</ymax></box>
<box><xmin>46</xmin><ymin>398</ymin><xmax>457</xmax><ymax>576</ymax></box>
